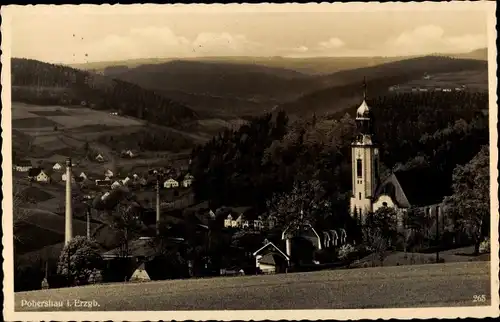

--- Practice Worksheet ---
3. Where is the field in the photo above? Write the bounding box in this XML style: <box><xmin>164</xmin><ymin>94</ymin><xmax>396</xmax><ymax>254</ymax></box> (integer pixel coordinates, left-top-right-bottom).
<box><xmin>15</xmin><ymin>261</ymin><xmax>491</xmax><ymax>310</ymax></box>
<box><xmin>396</xmin><ymin>70</ymin><xmax>489</xmax><ymax>92</ymax></box>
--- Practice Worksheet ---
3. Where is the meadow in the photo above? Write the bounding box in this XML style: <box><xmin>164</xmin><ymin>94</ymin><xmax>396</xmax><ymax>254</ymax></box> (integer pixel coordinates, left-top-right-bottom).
<box><xmin>14</xmin><ymin>261</ymin><xmax>491</xmax><ymax>310</ymax></box>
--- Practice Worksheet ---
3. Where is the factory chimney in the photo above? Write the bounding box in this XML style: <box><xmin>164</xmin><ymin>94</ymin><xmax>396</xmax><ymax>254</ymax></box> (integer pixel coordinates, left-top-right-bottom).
<box><xmin>65</xmin><ymin>158</ymin><xmax>73</xmax><ymax>245</ymax></box>
<box><xmin>156</xmin><ymin>173</ymin><xmax>161</xmax><ymax>235</ymax></box>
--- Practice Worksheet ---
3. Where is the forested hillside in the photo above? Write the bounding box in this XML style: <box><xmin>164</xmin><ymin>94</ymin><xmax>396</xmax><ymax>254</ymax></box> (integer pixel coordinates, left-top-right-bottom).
<box><xmin>281</xmin><ymin>56</ymin><xmax>488</xmax><ymax>117</ymax></box>
<box><xmin>189</xmin><ymin>91</ymin><xmax>489</xmax><ymax>220</ymax></box>
<box><xmin>11</xmin><ymin>58</ymin><xmax>198</xmax><ymax>127</ymax></box>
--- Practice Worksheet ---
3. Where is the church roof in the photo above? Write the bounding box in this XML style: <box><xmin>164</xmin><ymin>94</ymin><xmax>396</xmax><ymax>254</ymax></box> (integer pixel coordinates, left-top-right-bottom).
<box><xmin>356</xmin><ymin>100</ymin><xmax>371</xmax><ymax>119</ymax></box>
<box><xmin>392</xmin><ymin>167</ymin><xmax>452</xmax><ymax>207</ymax></box>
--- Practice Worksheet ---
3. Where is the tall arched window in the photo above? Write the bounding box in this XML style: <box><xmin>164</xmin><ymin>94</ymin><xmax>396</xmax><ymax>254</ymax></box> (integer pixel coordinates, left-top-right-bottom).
<box><xmin>356</xmin><ymin>159</ymin><xmax>363</xmax><ymax>178</ymax></box>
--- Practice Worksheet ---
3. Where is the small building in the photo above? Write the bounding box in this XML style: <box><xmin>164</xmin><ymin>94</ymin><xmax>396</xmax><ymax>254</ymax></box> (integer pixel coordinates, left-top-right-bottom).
<box><xmin>105</xmin><ymin>169</ymin><xmax>114</xmax><ymax>178</ymax></box>
<box><xmin>62</xmin><ymin>172</ymin><xmax>76</xmax><ymax>183</ymax></box>
<box><xmin>95</xmin><ymin>179</ymin><xmax>111</xmax><ymax>187</ymax></box>
<box><xmin>121</xmin><ymin>150</ymin><xmax>138</xmax><ymax>158</ymax></box>
<box><xmin>253</xmin><ymin>242</ymin><xmax>290</xmax><ymax>274</ymax></box>
<box><xmin>164</xmin><ymin>178</ymin><xmax>179</xmax><ymax>189</ymax></box>
<box><xmin>52</xmin><ymin>162</ymin><xmax>63</xmax><ymax>171</ymax></box>
<box><xmin>28</xmin><ymin>168</ymin><xmax>50</xmax><ymax>183</ymax></box>
<box><xmin>79</xmin><ymin>172</ymin><xmax>88</xmax><ymax>180</ymax></box>
<box><xmin>182</xmin><ymin>174</ymin><xmax>194</xmax><ymax>188</ymax></box>
<box><xmin>96</xmin><ymin>154</ymin><xmax>105</xmax><ymax>162</ymax></box>
<box><xmin>111</xmin><ymin>181</ymin><xmax>122</xmax><ymax>190</ymax></box>
<box><xmin>122</xmin><ymin>177</ymin><xmax>131</xmax><ymax>185</ymax></box>
<box><xmin>14</xmin><ymin>159</ymin><xmax>32</xmax><ymax>172</ymax></box>
<box><xmin>130</xmin><ymin>263</ymin><xmax>151</xmax><ymax>282</ymax></box>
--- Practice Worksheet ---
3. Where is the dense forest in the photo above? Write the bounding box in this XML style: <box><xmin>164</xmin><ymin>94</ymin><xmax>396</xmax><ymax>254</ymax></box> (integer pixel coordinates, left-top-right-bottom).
<box><xmin>11</xmin><ymin>58</ymin><xmax>198</xmax><ymax>127</ymax></box>
<box><xmin>189</xmin><ymin>91</ymin><xmax>489</xmax><ymax>220</ymax></box>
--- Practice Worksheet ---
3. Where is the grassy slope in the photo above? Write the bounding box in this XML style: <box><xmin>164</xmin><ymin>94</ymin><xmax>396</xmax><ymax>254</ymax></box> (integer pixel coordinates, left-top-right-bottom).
<box><xmin>15</xmin><ymin>261</ymin><xmax>491</xmax><ymax>310</ymax></box>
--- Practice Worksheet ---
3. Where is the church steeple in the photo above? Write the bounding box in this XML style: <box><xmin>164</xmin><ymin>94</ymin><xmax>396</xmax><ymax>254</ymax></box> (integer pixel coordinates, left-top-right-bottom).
<box><xmin>350</xmin><ymin>78</ymin><xmax>380</xmax><ymax>224</ymax></box>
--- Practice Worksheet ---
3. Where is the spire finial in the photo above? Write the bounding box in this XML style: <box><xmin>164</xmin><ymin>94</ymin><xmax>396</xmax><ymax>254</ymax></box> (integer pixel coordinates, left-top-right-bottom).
<box><xmin>363</xmin><ymin>77</ymin><xmax>367</xmax><ymax>100</ymax></box>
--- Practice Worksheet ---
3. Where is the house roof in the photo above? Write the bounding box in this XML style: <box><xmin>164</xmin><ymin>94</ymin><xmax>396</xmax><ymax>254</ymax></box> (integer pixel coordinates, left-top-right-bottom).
<box><xmin>392</xmin><ymin>167</ymin><xmax>451</xmax><ymax>207</ymax></box>
<box><xmin>253</xmin><ymin>241</ymin><xmax>290</xmax><ymax>261</ymax></box>
<box><xmin>259</xmin><ymin>252</ymin><xmax>288</xmax><ymax>266</ymax></box>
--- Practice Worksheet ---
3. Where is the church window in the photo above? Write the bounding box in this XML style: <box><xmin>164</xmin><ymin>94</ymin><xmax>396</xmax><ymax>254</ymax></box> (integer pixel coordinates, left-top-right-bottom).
<box><xmin>356</xmin><ymin>159</ymin><xmax>362</xmax><ymax>178</ymax></box>
<box><xmin>382</xmin><ymin>202</ymin><xmax>388</xmax><ymax>207</ymax></box>
<box><xmin>359</xmin><ymin>192</ymin><xmax>361</xmax><ymax>200</ymax></box>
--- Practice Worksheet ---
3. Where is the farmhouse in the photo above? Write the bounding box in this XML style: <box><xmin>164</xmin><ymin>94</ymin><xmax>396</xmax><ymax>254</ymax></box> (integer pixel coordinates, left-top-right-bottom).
<box><xmin>28</xmin><ymin>168</ymin><xmax>51</xmax><ymax>183</ymax></box>
<box><xmin>52</xmin><ymin>162</ymin><xmax>63</xmax><ymax>171</ymax></box>
<box><xmin>96</xmin><ymin>154</ymin><xmax>105</xmax><ymax>162</ymax></box>
<box><xmin>349</xmin><ymin>88</ymin><xmax>450</xmax><ymax>227</ymax></box>
<box><xmin>14</xmin><ymin>159</ymin><xmax>33</xmax><ymax>172</ymax></box>
<box><xmin>79</xmin><ymin>172</ymin><xmax>88</xmax><ymax>180</ymax></box>
<box><xmin>164</xmin><ymin>178</ymin><xmax>179</xmax><ymax>189</ymax></box>
<box><xmin>182</xmin><ymin>174</ymin><xmax>195</xmax><ymax>188</ymax></box>
<box><xmin>105</xmin><ymin>169</ymin><xmax>114</xmax><ymax>178</ymax></box>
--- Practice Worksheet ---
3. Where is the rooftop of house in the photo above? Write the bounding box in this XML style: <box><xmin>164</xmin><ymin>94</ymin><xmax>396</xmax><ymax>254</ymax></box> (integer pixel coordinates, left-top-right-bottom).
<box><xmin>393</xmin><ymin>167</ymin><xmax>452</xmax><ymax>207</ymax></box>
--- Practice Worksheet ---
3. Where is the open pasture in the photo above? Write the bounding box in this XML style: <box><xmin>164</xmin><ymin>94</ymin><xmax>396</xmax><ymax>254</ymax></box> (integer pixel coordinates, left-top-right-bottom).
<box><xmin>15</xmin><ymin>261</ymin><xmax>491</xmax><ymax>310</ymax></box>
<box><xmin>401</xmin><ymin>70</ymin><xmax>488</xmax><ymax>91</ymax></box>
<box><xmin>12</xmin><ymin>117</ymin><xmax>60</xmax><ymax>129</ymax></box>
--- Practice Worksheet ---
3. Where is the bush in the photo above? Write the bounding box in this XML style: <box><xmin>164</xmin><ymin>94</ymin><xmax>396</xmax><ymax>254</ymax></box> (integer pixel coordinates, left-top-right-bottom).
<box><xmin>479</xmin><ymin>238</ymin><xmax>490</xmax><ymax>254</ymax></box>
<box><xmin>57</xmin><ymin>236</ymin><xmax>104</xmax><ymax>286</ymax></box>
<box><xmin>338</xmin><ymin>244</ymin><xmax>356</xmax><ymax>260</ymax></box>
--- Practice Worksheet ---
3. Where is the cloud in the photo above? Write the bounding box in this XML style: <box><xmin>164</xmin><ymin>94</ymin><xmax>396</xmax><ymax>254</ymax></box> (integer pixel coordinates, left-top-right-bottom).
<box><xmin>74</xmin><ymin>27</ymin><xmax>265</xmax><ymax>62</ymax></box>
<box><xmin>318</xmin><ymin>37</ymin><xmax>345</xmax><ymax>50</ymax></box>
<box><xmin>385</xmin><ymin>25</ymin><xmax>487</xmax><ymax>56</ymax></box>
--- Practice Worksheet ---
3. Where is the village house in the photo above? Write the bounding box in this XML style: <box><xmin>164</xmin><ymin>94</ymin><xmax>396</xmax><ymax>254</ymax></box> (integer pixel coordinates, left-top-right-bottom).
<box><xmin>79</xmin><ymin>172</ymin><xmax>88</xmax><ymax>180</ymax></box>
<box><xmin>62</xmin><ymin>172</ymin><xmax>76</xmax><ymax>183</ymax></box>
<box><xmin>121</xmin><ymin>177</ymin><xmax>131</xmax><ymax>185</ymax></box>
<box><xmin>253</xmin><ymin>242</ymin><xmax>290</xmax><ymax>274</ymax></box>
<box><xmin>96</xmin><ymin>154</ymin><xmax>105</xmax><ymax>162</ymax></box>
<box><xmin>95</xmin><ymin>179</ymin><xmax>111</xmax><ymax>187</ymax></box>
<box><xmin>182</xmin><ymin>174</ymin><xmax>195</xmax><ymax>188</ymax></box>
<box><xmin>121</xmin><ymin>150</ymin><xmax>139</xmax><ymax>158</ymax></box>
<box><xmin>111</xmin><ymin>181</ymin><xmax>122</xmax><ymax>190</ymax></box>
<box><xmin>28</xmin><ymin>168</ymin><xmax>51</xmax><ymax>183</ymax></box>
<box><xmin>164</xmin><ymin>178</ymin><xmax>179</xmax><ymax>189</ymax></box>
<box><xmin>14</xmin><ymin>159</ymin><xmax>33</xmax><ymax>172</ymax></box>
<box><xmin>105</xmin><ymin>169</ymin><xmax>114</xmax><ymax>178</ymax></box>
<box><xmin>52</xmin><ymin>162</ymin><xmax>63</xmax><ymax>171</ymax></box>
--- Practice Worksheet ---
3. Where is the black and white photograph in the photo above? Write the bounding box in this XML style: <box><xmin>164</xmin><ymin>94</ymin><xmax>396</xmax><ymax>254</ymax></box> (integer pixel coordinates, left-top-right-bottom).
<box><xmin>2</xmin><ymin>2</ymin><xmax>499</xmax><ymax>321</ymax></box>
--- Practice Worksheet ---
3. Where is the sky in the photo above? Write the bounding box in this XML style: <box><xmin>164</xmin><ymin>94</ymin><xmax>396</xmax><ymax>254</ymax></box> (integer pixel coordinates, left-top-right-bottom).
<box><xmin>8</xmin><ymin>4</ymin><xmax>490</xmax><ymax>64</ymax></box>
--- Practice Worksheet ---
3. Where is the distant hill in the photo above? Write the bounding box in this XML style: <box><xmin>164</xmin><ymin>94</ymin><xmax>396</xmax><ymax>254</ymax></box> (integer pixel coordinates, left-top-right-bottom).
<box><xmin>450</xmin><ymin>48</ymin><xmax>487</xmax><ymax>61</ymax></box>
<box><xmin>11</xmin><ymin>58</ymin><xmax>198</xmax><ymax>127</ymax></box>
<box><xmin>280</xmin><ymin>56</ymin><xmax>488</xmax><ymax>117</ymax></box>
<box><xmin>101</xmin><ymin>60</ymin><xmax>320</xmax><ymax>102</ymax></box>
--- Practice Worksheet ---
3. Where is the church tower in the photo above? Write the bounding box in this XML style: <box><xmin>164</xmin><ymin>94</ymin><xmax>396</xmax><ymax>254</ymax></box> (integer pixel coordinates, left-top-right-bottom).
<box><xmin>350</xmin><ymin>79</ymin><xmax>380</xmax><ymax>224</ymax></box>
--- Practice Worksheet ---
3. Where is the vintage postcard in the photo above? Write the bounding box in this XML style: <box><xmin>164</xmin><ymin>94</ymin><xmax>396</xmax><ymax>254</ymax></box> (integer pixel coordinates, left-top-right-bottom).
<box><xmin>2</xmin><ymin>2</ymin><xmax>499</xmax><ymax>321</ymax></box>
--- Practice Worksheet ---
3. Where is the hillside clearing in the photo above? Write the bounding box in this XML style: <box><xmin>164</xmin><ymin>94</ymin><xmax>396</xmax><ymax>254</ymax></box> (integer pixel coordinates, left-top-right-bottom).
<box><xmin>15</xmin><ymin>261</ymin><xmax>491</xmax><ymax>310</ymax></box>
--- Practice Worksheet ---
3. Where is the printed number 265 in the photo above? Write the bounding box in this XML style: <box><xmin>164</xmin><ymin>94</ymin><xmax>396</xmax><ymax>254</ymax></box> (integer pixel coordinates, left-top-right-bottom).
<box><xmin>473</xmin><ymin>295</ymin><xmax>487</xmax><ymax>302</ymax></box>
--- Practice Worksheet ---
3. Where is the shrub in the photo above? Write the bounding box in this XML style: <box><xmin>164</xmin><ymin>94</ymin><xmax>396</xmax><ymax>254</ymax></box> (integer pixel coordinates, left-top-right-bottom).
<box><xmin>57</xmin><ymin>236</ymin><xmax>104</xmax><ymax>286</ymax></box>
<box><xmin>338</xmin><ymin>243</ymin><xmax>356</xmax><ymax>260</ymax></box>
<box><xmin>479</xmin><ymin>238</ymin><xmax>490</xmax><ymax>254</ymax></box>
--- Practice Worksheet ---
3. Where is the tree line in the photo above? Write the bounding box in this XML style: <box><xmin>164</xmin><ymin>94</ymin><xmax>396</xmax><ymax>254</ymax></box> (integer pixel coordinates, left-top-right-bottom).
<box><xmin>11</xmin><ymin>58</ymin><xmax>198</xmax><ymax>127</ymax></box>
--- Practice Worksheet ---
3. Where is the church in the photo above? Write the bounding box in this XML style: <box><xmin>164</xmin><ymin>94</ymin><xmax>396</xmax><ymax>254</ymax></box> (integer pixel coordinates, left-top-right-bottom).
<box><xmin>349</xmin><ymin>84</ymin><xmax>451</xmax><ymax>228</ymax></box>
